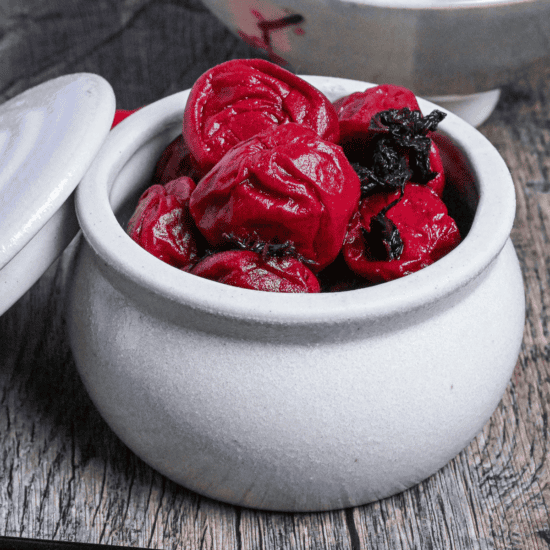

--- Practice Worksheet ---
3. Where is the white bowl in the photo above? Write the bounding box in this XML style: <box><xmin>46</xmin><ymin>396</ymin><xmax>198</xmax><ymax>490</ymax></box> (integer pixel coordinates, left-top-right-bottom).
<box><xmin>199</xmin><ymin>0</ymin><xmax>550</xmax><ymax>97</ymax></box>
<box><xmin>67</xmin><ymin>75</ymin><xmax>525</xmax><ymax>512</ymax></box>
<box><xmin>200</xmin><ymin>0</ymin><xmax>550</xmax><ymax>125</ymax></box>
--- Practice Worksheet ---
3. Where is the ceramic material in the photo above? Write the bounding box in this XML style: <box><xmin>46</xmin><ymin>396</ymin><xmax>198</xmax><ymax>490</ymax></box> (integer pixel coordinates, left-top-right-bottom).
<box><xmin>425</xmin><ymin>89</ymin><xmax>502</xmax><ymax>129</ymax></box>
<box><xmin>0</xmin><ymin>73</ymin><xmax>115</xmax><ymax>315</ymax></box>
<box><xmin>199</xmin><ymin>0</ymin><xmax>550</xmax><ymax>125</ymax></box>
<box><xmin>67</xmin><ymin>76</ymin><xmax>525</xmax><ymax>512</ymax></box>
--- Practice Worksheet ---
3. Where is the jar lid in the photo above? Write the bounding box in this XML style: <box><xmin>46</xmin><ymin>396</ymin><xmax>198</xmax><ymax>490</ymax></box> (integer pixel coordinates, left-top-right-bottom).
<box><xmin>0</xmin><ymin>73</ymin><xmax>115</xmax><ymax>315</ymax></box>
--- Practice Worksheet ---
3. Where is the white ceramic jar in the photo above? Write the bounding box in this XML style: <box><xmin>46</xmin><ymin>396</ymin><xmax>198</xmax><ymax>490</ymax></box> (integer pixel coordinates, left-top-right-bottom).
<box><xmin>67</xmin><ymin>76</ymin><xmax>525</xmax><ymax>512</ymax></box>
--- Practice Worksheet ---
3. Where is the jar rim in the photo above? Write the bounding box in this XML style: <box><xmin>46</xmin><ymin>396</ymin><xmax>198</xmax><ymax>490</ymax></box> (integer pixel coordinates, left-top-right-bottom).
<box><xmin>75</xmin><ymin>75</ymin><xmax>516</xmax><ymax>327</ymax></box>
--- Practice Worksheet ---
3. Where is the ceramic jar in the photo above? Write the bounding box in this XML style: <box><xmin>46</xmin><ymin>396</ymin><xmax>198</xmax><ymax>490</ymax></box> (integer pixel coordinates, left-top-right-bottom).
<box><xmin>67</xmin><ymin>76</ymin><xmax>525</xmax><ymax>512</ymax></box>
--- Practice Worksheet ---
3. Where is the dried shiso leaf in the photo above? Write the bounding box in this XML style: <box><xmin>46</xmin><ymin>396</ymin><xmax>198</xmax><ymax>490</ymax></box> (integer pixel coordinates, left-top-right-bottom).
<box><xmin>370</xmin><ymin>108</ymin><xmax>447</xmax><ymax>185</ymax></box>
<box><xmin>361</xmin><ymin>210</ymin><xmax>404</xmax><ymax>262</ymax></box>
<box><xmin>351</xmin><ymin>137</ymin><xmax>411</xmax><ymax>198</ymax></box>
<box><xmin>350</xmin><ymin>108</ymin><xmax>447</xmax><ymax>261</ymax></box>
<box><xmin>220</xmin><ymin>232</ymin><xmax>316</xmax><ymax>266</ymax></box>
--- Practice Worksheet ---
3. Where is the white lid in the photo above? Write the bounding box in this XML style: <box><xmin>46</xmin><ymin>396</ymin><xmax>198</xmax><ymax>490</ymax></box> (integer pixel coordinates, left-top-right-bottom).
<box><xmin>0</xmin><ymin>73</ymin><xmax>116</xmax><ymax>315</ymax></box>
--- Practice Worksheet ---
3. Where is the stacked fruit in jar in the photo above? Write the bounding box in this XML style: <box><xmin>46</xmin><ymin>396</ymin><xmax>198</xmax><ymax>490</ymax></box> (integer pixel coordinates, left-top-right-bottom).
<box><xmin>125</xmin><ymin>59</ymin><xmax>461</xmax><ymax>293</ymax></box>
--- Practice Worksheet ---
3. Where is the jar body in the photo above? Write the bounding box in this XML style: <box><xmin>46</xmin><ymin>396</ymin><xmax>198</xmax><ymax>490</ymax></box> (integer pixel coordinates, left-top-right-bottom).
<box><xmin>67</xmin><ymin>75</ymin><xmax>523</xmax><ymax>511</ymax></box>
<box><xmin>67</xmin><ymin>235</ymin><xmax>524</xmax><ymax>511</ymax></box>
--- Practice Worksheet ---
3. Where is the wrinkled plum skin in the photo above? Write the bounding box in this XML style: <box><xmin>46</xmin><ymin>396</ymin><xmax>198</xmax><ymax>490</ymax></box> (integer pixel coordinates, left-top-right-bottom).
<box><xmin>343</xmin><ymin>185</ymin><xmax>461</xmax><ymax>284</ymax></box>
<box><xmin>127</xmin><ymin>177</ymin><xmax>199</xmax><ymax>271</ymax></box>
<box><xmin>191</xmin><ymin>250</ymin><xmax>321</xmax><ymax>293</ymax></box>
<box><xmin>189</xmin><ymin>123</ymin><xmax>361</xmax><ymax>272</ymax></box>
<box><xmin>183</xmin><ymin>58</ymin><xmax>340</xmax><ymax>173</ymax></box>
<box><xmin>125</xmin><ymin>62</ymin><xmax>462</xmax><ymax>292</ymax></box>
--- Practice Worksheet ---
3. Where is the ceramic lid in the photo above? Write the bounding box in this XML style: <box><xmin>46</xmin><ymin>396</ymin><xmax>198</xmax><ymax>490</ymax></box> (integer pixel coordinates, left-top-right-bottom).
<box><xmin>0</xmin><ymin>73</ymin><xmax>116</xmax><ymax>315</ymax></box>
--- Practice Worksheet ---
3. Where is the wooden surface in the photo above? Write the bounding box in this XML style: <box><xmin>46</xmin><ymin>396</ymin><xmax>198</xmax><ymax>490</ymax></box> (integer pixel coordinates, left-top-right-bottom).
<box><xmin>2</xmin><ymin>1</ymin><xmax>550</xmax><ymax>548</ymax></box>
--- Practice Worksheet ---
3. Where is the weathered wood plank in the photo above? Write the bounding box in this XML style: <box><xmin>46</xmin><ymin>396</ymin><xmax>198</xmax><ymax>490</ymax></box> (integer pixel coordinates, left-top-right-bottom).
<box><xmin>470</xmin><ymin>62</ymin><xmax>550</xmax><ymax>550</ymax></box>
<box><xmin>239</xmin><ymin>508</ymin><xmax>353</xmax><ymax>550</ymax></box>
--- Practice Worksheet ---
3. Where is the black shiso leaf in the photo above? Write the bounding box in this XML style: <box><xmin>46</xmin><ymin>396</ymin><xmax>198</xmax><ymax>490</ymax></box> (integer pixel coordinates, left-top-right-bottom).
<box><xmin>370</xmin><ymin>107</ymin><xmax>446</xmax><ymax>185</ymax></box>
<box><xmin>221</xmin><ymin>232</ymin><xmax>316</xmax><ymax>265</ymax></box>
<box><xmin>352</xmin><ymin>138</ymin><xmax>412</xmax><ymax>198</ymax></box>
<box><xmin>361</xmin><ymin>209</ymin><xmax>404</xmax><ymax>262</ymax></box>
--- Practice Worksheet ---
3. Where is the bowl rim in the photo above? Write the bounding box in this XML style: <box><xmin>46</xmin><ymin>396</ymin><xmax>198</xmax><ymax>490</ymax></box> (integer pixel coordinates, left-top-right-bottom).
<box><xmin>75</xmin><ymin>74</ymin><xmax>516</xmax><ymax>327</ymax></box>
<box><xmin>327</xmin><ymin>0</ymin><xmax>527</xmax><ymax>8</ymax></box>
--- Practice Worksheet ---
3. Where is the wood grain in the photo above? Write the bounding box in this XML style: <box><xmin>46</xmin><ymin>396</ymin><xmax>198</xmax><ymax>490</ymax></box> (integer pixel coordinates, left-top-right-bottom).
<box><xmin>2</xmin><ymin>1</ymin><xmax>550</xmax><ymax>548</ymax></box>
